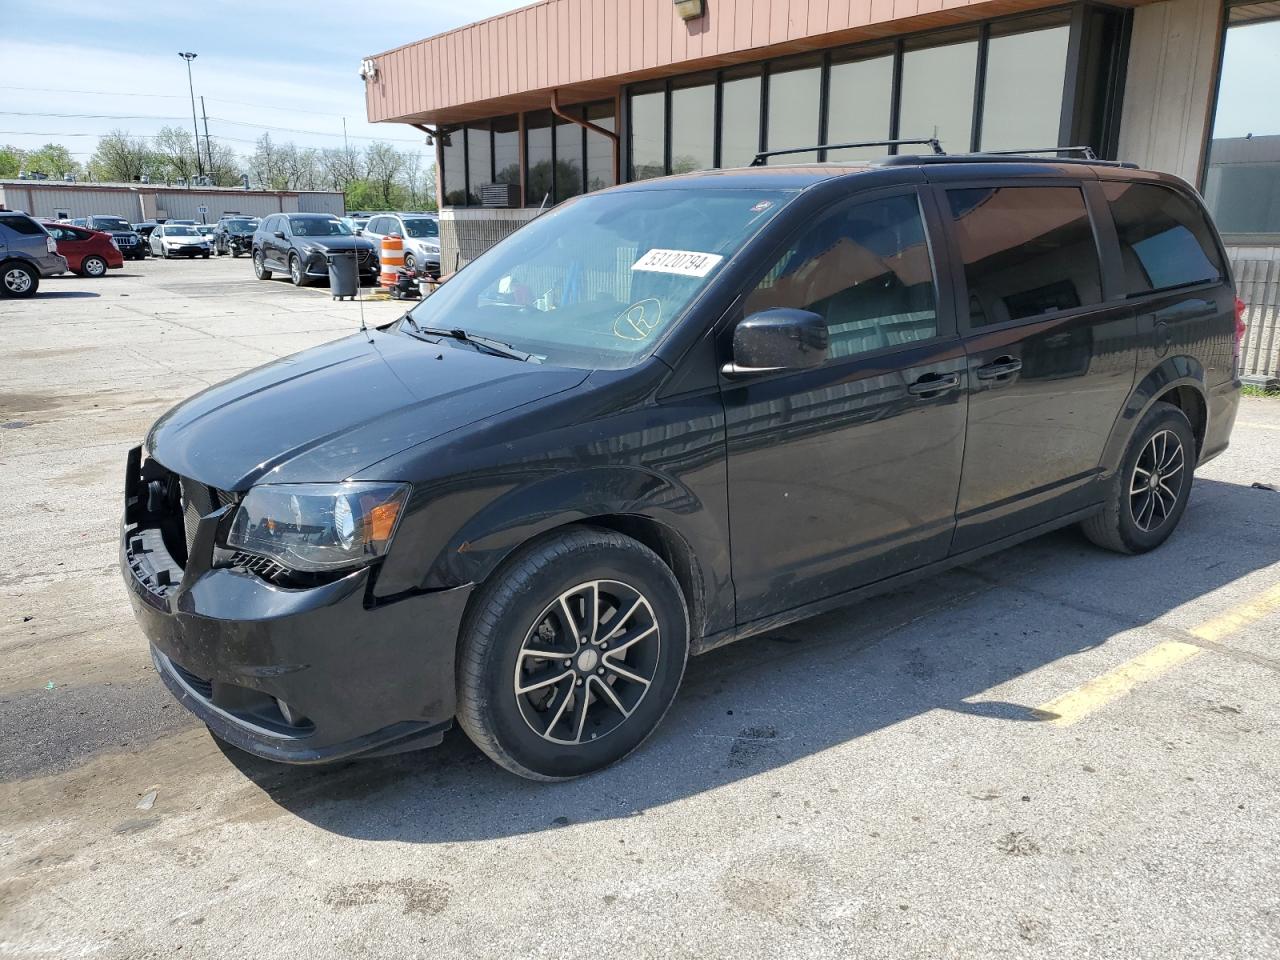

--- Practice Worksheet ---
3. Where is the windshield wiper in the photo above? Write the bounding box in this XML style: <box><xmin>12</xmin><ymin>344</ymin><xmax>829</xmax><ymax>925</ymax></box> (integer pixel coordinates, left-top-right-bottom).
<box><xmin>401</xmin><ymin>317</ymin><xmax>534</xmax><ymax>363</ymax></box>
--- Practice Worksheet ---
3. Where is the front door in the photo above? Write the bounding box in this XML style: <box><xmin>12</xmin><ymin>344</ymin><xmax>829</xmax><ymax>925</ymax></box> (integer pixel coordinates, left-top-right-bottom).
<box><xmin>721</xmin><ymin>190</ymin><xmax>967</xmax><ymax>624</ymax></box>
<box><xmin>938</xmin><ymin>181</ymin><xmax>1138</xmax><ymax>553</ymax></box>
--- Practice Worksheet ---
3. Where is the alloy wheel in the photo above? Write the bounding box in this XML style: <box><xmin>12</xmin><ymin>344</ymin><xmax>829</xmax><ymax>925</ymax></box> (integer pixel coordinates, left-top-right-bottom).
<box><xmin>290</xmin><ymin>256</ymin><xmax>302</xmax><ymax>284</ymax></box>
<box><xmin>1129</xmin><ymin>429</ymin><xmax>1185</xmax><ymax>533</ymax></box>
<box><xmin>84</xmin><ymin>257</ymin><xmax>106</xmax><ymax>277</ymax></box>
<box><xmin>4</xmin><ymin>267</ymin><xmax>32</xmax><ymax>294</ymax></box>
<box><xmin>512</xmin><ymin>579</ymin><xmax>661</xmax><ymax>746</ymax></box>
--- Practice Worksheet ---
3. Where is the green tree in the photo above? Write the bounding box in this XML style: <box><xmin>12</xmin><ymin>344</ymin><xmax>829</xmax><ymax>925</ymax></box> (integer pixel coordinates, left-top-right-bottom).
<box><xmin>22</xmin><ymin>143</ymin><xmax>80</xmax><ymax>178</ymax></box>
<box><xmin>153</xmin><ymin>126</ymin><xmax>200</xmax><ymax>181</ymax></box>
<box><xmin>88</xmin><ymin>129</ymin><xmax>154</xmax><ymax>182</ymax></box>
<box><xmin>0</xmin><ymin>144</ymin><xmax>23</xmax><ymax>179</ymax></box>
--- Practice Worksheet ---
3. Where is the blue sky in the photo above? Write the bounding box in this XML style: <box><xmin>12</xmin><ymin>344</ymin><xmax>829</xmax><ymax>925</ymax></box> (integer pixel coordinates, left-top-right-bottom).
<box><xmin>0</xmin><ymin>0</ymin><xmax>524</xmax><ymax>162</ymax></box>
<box><xmin>1213</xmin><ymin>20</ymin><xmax>1280</xmax><ymax>140</ymax></box>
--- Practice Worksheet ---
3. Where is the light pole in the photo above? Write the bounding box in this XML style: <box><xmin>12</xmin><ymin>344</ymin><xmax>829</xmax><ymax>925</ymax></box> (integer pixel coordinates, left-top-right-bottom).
<box><xmin>178</xmin><ymin>52</ymin><xmax>204</xmax><ymax>180</ymax></box>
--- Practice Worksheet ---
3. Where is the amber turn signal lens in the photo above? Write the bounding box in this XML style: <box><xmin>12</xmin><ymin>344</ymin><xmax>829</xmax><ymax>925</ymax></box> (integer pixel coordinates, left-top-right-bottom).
<box><xmin>366</xmin><ymin>499</ymin><xmax>402</xmax><ymax>543</ymax></box>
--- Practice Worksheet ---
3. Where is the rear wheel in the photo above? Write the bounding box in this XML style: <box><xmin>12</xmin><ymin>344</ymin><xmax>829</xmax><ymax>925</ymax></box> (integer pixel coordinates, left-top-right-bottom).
<box><xmin>457</xmin><ymin>527</ymin><xmax>689</xmax><ymax>780</ymax></box>
<box><xmin>1</xmin><ymin>262</ymin><xmax>38</xmax><ymax>298</ymax></box>
<box><xmin>80</xmin><ymin>256</ymin><xmax>108</xmax><ymax>278</ymax></box>
<box><xmin>253</xmin><ymin>249</ymin><xmax>271</xmax><ymax>280</ymax></box>
<box><xmin>1082</xmin><ymin>401</ymin><xmax>1196</xmax><ymax>554</ymax></box>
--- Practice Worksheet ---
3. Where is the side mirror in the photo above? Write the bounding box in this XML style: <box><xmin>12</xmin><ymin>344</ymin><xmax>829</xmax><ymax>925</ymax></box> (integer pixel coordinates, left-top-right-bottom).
<box><xmin>273</xmin><ymin>230</ymin><xmax>286</xmax><ymax>239</ymax></box>
<box><xmin>724</xmin><ymin>308</ymin><xmax>828</xmax><ymax>376</ymax></box>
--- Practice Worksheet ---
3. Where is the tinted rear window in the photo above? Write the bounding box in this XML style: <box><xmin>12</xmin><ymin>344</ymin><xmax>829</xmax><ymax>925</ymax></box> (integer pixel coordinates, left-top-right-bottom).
<box><xmin>0</xmin><ymin>214</ymin><xmax>45</xmax><ymax>236</ymax></box>
<box><xmin>1102</xmin><ymin>182</ymin><xmax>1222</xmax><ymax>296</ymax></box>
<box><xmin>947</xmin><ymin>185</ymin><xmax>1102</xmax><ymax>326</ymax></box>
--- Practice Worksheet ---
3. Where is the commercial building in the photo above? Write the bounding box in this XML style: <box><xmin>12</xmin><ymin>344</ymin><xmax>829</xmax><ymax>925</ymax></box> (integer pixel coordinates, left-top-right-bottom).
<box><xmin>0</xmin><ymin>180</ymin><xmax>345</xmax><ymax>223</ymax></box>
<box><xmin>364</xmin><ymin>0</ymin><xmax>1280</xmax><ymax>382</ymax></box>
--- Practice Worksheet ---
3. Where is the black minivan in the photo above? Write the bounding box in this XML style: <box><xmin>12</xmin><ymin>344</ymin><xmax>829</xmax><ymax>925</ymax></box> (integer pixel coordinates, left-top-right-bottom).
<box><xmin>122</xmin><ymin>151</ymin><xmax>1242</xmax><ymax>780</ymax></box>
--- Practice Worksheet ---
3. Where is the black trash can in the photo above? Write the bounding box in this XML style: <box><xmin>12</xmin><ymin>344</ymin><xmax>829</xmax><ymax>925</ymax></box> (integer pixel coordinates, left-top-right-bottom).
<box><xmin>327</xmin><ymin>252</ymin><xmax>360</xmax><ymax>301</ymax></box>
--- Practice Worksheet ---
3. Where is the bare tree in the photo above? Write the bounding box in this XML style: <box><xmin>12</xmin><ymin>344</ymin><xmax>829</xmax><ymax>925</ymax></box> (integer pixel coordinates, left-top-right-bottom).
<box><xmin>363</xmin><ymin>141</ymin><xmax>406</xmax><ymax>208</ymax></box>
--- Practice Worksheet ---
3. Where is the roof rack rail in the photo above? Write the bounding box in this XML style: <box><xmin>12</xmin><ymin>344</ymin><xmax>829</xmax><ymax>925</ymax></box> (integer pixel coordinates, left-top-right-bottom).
<box><xmin>978</xmin><ymin>146</ymin><xmax>1098</xmax><ymax>159</ymax></box>
<box><xmin>749</xmin><ymin>137</ymin><xmax>944</xmax><ymax>166</ymax></box>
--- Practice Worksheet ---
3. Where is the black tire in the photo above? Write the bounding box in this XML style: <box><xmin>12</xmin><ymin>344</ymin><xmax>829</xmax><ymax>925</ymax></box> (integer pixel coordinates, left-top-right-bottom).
<box><xmin>202</xmin><ymin>252</ymin><xmax>210</xmax><ymax>259</ymax></box>
<box><xmin>1</xmin><ymin>262</ymin><xmax>38</xmax><ymax>298</ymax></box>
<box><xmin>253</xmin><ymin>249</ymin><xmax>272</xmax><ymax>280</ymax></box>
<box><xmin>457</xmin><ymin>527</ymin><xmax>689</xmax><ymax>781</ymax></box>
<box><xmin>1082</xmin><ymin>401</ymin><xmax>1196</xmax><ymax>554</ymax></box>
<box><xmin>231</xmin><ymin>247</ymin><xmax>241</xmax><ymax>258</ymax></box>
<box><xmin>404</xmin><ymin>252</ymin><xmax>416</xmax><ymax>273</ymax></box>
<box><xmin>80</xmin><ymin>256</ymin><xmax>108</xmax><ymax>278</ymax></box>
<box><xmin>289</xmin><ymin>254</ymin><xmax>309</xmax><ymax>287</ymax></box>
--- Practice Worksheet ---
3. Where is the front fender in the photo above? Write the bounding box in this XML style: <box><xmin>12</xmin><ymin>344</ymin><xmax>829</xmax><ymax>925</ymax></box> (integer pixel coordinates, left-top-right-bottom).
<box><xmin>1099</xmin><ymin>355</ymin><xmax>1206</xmax><ymax>475</ymax></box>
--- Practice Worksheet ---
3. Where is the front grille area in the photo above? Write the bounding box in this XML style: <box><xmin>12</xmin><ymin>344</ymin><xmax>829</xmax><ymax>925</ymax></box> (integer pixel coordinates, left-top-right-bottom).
<box><xmin>115</xmin><ymin>234</ymin><xmax>137</xmax><ymax>246</ymax></box>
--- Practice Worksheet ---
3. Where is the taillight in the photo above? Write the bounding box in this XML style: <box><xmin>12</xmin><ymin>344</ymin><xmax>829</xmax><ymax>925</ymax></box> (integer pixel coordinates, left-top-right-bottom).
<box><xmin>1234</xmin><ymin>296</ymin><xmax>1247</xmax><ymax>371</ymax></box>
<box><xmin>46</xmin><ymin>235</ymin><xmax>57</xmax><ymax>254</ymax></box>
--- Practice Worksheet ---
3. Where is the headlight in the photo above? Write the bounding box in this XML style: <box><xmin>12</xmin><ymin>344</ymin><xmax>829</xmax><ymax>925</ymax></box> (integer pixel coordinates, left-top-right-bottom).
<box><xmin>226</xmin><ymin>482</ymin><xmax>410</xmax><ymax>573</ymax></box>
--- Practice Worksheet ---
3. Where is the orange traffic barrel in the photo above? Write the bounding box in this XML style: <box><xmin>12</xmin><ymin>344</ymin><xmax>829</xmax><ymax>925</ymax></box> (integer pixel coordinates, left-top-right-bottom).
<box><xmin>380</xmin><ymin>233</ymin><xmax>404</xmax><ymax>288</ymax></box>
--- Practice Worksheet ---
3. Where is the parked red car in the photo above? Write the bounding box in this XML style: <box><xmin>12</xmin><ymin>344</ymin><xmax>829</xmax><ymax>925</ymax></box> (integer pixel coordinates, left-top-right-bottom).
<box><xmin>40</xmin><ymin>221</ymin><xmax>124</xmax><ymax>277</ymax></box>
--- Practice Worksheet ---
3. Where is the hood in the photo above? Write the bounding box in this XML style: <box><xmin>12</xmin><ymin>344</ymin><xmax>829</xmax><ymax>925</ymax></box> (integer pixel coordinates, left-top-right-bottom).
<box><xmin>107</xmin><ymin>230</ymin><xmax>139</xmax><ymax>238</ymax></box>
<box><xmin>146</xmin><ymin>330</ymin><xmax>589</xmax><ymax>490</ymax></box>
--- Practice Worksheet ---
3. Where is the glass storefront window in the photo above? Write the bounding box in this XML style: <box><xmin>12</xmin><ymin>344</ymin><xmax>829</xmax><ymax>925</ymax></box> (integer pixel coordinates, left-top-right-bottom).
<box><xmin>900</xmin><ymin>34</ymin><xmax>978</xmax><ymax>153</ymax></box>
<box><xmin>585</xmin><ymin>102</ymin><xmax>616</xmax><ymax>191</ymax></box>
<box><xmin>630</xmin><ymin>86</ymin><xmax>666</xmax><ymax>180</ymax></box>
<box><xmin>720</xmin><ymin>68</ymin><xmax>761</xmax><ymax>167</ymax></box>
<box><xmin>1205</xmin><ymin>7</ymin><xmax>1280</xmax><ymax>237</ymax></box>
<box><xmin>493</xmin><ymin>115</ymin><xmax>520</xmax><ymax>187</ymax></box>
<box><xmin>981</xmin><ymin>23</ymin><xmax>1070</xmax><ymax>151</ymax></box>
<box><xmin>442</xmin><ymin>128</ymin><xmax>467</xmax><ymax>206</ymax></box>
<box><xmin>826</xmin><ymin>47</ymin><xmax>893</xmax><ymax>160</ymax></box>
<box><xmin>466</xmin><ymin>125</ymin><xmax>491</xmax><ymax>204</ymax></box>
<box><xmin>765</xmin><ymin>57</ymin><xmax>821</xmax><ymax>162</ymax></box>
<box><xmin>555</xmin><ymin>111</ymin><xmax>585</xmax><ymax>202</ymax></box>
<box><xmin>670</xmin><ymin>78</ymin><xmax>715</xmax><ymax>174</ymax></box>
<box><xmin>526</xmin><ymin>111</ymin><xmax>554</xmax><ymax>206</ymax></box>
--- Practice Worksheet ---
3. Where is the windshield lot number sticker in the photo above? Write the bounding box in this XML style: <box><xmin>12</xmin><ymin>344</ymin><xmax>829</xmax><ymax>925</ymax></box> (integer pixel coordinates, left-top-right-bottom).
<box><xmin>632</xmin><ymin>248</ymin><xmax>724</xmax><ymax>278</ymax></box>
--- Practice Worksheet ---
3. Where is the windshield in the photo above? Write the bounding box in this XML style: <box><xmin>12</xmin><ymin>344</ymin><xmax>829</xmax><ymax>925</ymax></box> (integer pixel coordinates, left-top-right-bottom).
<box><xmin>405</xmin><ymin>188</ymin><xmax>790</xmax><ymax>370</ymax></box>
<box><xmin>94</xmin><ymin>217</ymin><xmax>131</xmax><ymax>231</ymax></box>
<box><xmin>223</xmin><ymin>219</ymin><xmax>257</xmax><ymax>232</ymax></box>
<box><xmin>290</xmin><ymin>217</ymin><xmax>351</xmax><ymax>237</ymax></box>
<box><xmin>403</xmin><ymin>218</ymin><xmax>438</xmax><ymax>239</ymax></box>
<box><xmin>166</xmin><ymin>226</ymin><xmax>199</xmax><ymax>237</ymax></box>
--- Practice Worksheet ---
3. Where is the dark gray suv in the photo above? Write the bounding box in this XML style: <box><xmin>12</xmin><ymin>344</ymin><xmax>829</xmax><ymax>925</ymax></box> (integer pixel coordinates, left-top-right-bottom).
<box><xmin>0</xmin><ymin>211</ymin><xmax>69</xmax><ymax>298</ymax></box>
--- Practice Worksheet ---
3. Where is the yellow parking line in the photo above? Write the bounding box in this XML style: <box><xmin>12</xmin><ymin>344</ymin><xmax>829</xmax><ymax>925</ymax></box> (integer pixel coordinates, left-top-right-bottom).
<box><xmin>1035</xmin><ymin>582</ymin><xmax>1280</xmax><ymax>726</ymax></box>
<box><xmin>1188</xmin><ymin>583</ymin><xmax>1280</xmax><ymax>643</ymax></box>
<box><xmin>1035</xmin><ymin>641</ymin><xmax>1202</xmax><ymax>725</ymax></box>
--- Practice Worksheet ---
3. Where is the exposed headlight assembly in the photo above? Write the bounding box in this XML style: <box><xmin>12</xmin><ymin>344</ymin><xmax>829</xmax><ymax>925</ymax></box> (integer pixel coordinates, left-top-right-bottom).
<box><xmin>226</xmin><ymin>482</ymin><xmax>410</xmax><ymax>573</ymax></box>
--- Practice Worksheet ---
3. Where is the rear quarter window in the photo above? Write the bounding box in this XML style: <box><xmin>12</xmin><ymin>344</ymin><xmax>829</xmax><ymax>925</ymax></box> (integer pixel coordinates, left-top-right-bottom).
<box><xmin>0</xmin><ymin>214</ymin><xmax>46</xmax><ymax>236</ymax></box>
<box><xmin>1103</xmin><ymin>181</ymin><xmax>1223</xmax><ymax>296</ymax></box>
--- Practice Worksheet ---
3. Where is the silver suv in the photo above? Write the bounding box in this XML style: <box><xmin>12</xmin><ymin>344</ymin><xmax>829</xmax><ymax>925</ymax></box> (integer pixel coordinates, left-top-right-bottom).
<box><xmin>362</xmin><ymin>212</ymin><xmax>441</xmax><ymax>278</ymax></box>
<box><xmin>0</xmin><ymin>211</ymin><xmax>68</xmax><ymax>298</ymax></box>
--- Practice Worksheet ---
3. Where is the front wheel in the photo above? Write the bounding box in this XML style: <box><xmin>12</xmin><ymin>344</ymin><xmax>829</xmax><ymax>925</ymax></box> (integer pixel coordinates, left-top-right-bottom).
<box><xmin>80</xmin><ymin>256</ymin><xmax>108</xmax><ymax>278</ymax></box>
<box><xmin>1082</xmin><ymin>401</ymin><xmax>1196</xmax><ymax>554</ymax></box>
<box><xmin>253</xmin><ymin>250</ymin><xmax>271</xmax><ymax>280</ymax></box>
<box><xmin>289</xmin><ymin>254</ymin><xmax>309</xmax><ymax>286</ymax></box>
<box><xmin>457</xmin><ymin>527</ymin><xmax>689</xmax><ymax>780</ymax></box>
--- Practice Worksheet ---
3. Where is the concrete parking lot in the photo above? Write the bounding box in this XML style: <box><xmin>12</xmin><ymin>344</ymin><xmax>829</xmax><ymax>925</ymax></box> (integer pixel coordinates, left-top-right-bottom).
<box><xmin>2</xmin><ymin>257</ymin><xmax>1278</xmax><ymax>959</ymax></box>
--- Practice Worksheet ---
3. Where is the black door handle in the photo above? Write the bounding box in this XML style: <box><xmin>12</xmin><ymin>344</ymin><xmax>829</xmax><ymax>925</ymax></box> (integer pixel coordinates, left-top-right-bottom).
<box><xmin>975</xmin><ymin>357</ymin><xmax>1023</xmax><ymax>381</ymax></box>
<box><xmin>907</xmin><ymin>372</ymin><xmax>961</xmax><ymax>397</ymax></box>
